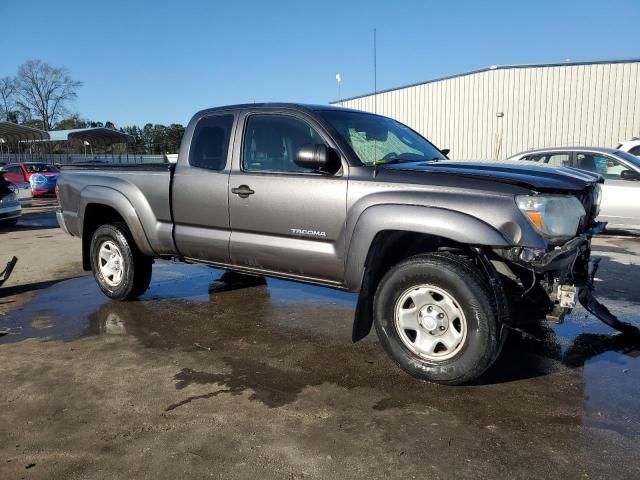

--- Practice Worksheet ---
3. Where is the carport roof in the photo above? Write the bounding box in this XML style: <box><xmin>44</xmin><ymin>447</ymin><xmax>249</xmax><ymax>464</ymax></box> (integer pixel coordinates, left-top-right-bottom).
<box><xmin>45</xmin><ymin>127</ymin><xmax>133</xmax><ymax>145</ymax></box>
<box><xmin>0</xmin><ymin>121</ymin><xmax>49</xmax><ymax>142</ymax></box>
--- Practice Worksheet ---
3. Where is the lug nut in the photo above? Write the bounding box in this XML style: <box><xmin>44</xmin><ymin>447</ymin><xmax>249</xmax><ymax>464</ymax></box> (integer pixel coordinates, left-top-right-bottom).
<box><xmin>439</xmin><ymin>326</ymin><xmax>445</xmax><ymax>331</ymax></box>
<box><xmin>437</xmin><ymin>313</ymin><xmax>444</xmax><ymax>319</ymax></box>
<box><xmin>429</xmin><ymin>331</ymin><xmax>435</xmax><ymax>335</ymax></box>
<box><xmin>427</xmin><ymin>306</ymin><xmax>433</xmax><ymax>312</ymax></box>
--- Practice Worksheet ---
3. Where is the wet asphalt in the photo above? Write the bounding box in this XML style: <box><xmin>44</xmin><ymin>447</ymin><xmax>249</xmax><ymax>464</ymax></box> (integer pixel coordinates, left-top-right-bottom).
<box><xmin>1</xmin><ymin>210</ymin><xmax>639</xmax><ymax>479</ymax></box>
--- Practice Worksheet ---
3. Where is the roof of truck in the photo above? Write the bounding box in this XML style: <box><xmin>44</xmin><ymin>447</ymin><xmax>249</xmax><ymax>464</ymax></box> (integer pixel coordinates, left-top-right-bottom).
<box><xmin>194</xmin><ymin>103</ymin><xmax>368</xmax><ymax>117</ymax></box>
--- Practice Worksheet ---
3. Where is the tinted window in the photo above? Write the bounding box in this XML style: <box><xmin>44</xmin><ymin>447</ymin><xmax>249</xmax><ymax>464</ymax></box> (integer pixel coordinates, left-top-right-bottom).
<box><xmin>24</xmin><ymin>163</ymin><xmax>58</xmax><ymax>173</ymax></box>
<box><xmin>576</xmin><ymin>153</ymin><xmax>629</xmax><ymax>179</ymax></box>
<box><xmin>242</xmin><ymin>115</ymin><xmax>325</xmax><ymax>173</ymax></box>
<box><xmin>546</xmin><ymin>153</ymin><xmax>570</xmax><ymax>167</ymax></box>
<box><xmin>629</xmin><ymin>145</ymin><xmax>640</xmax><ymax>156</ymax></box>
<box><xmin>7</xmin><ymin>166</ymin><xmax>22</xmax><ymax>174</ymax></box>
<box><xmin>189</xmin><ymin>114</ymin><xmax>234</xmax><ymax>170</ymax></box>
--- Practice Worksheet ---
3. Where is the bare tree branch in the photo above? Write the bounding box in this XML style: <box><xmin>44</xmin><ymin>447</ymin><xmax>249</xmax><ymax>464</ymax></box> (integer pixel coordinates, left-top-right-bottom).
<box><xmin>14</xmin><ymin>60</ymin><xmax>82</xmax><ymax>130</ymax></box>
<box><xmin>0</xmin><ymin>76</ymin><xmax>17</xmax><ymax>121</ymax></box>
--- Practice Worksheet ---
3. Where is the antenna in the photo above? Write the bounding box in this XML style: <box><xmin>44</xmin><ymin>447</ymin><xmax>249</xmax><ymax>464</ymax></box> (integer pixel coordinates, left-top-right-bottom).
<box><xmin>373</xmin><ymin>28</ymin><xmax>377</xmax><ymax>114</ymax></box>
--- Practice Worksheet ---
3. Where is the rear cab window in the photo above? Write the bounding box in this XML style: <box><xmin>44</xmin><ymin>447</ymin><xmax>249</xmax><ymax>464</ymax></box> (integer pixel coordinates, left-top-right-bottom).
<box><xmin>189</xmin><ymin>114</ymin><xmax>234</xmax><ymax>171</ymax></box>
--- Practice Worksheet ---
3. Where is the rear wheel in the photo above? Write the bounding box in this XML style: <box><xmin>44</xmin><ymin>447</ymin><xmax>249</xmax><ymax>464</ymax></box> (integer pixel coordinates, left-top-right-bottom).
<box><xmin>90</xmin><ymin>223</ymin><xmax>152</xmax><ymax>300</ymax></box>
<box><xmin>373</xmin><ymin>253</ymin><xmax>503</xmax><ymax>385</ymax></box>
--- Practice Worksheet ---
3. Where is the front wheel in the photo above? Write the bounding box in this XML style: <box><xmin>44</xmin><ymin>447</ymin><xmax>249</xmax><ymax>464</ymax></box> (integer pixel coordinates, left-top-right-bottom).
<box><xmin>373</xmin><ymin>253</ymin><xmax>503</xmax><ymax>385</ymax></box>
<box><xmin>90</xmin><ymin>223</ymin><xmax>152</xmax><ymax>300</ymax></box>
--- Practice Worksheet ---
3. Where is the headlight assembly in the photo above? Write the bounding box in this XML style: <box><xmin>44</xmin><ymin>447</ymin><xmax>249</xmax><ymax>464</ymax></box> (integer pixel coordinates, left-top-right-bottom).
<box><xmin>592</xmin><ymin>184</ymin><xmax>602</xmax><ymax>217</ymax></box>
<box><xmin>516</xmin><ymin>195</ymin><xmax>586</xmax><ymax>239</ymax></box>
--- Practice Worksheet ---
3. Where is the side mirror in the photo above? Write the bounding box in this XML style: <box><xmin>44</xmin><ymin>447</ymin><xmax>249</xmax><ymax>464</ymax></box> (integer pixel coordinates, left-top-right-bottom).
<box><xmin>440</xmin><ymin>148</ymin><xmax>450</xmax><ymax>157</ymax></box>
<box><xmin>295</xmin><ymin>144</ymin><xmax>340</xmax><ymax>174</ymax></box>
<box><xmin>621</xmin><ymin>169</ymin><xmax>640</xmax><ymax>181</ymax></box>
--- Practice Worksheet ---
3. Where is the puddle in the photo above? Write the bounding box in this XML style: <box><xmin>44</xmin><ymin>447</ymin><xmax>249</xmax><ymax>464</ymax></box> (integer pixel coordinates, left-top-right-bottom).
<box><xmin>2</xmin><ymin>249</ymin><xmax>640</xmax><ymax>438</ymax></box>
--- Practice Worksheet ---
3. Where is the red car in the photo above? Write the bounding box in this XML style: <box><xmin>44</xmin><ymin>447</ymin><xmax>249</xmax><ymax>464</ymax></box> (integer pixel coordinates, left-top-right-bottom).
<box><xmin>2</xmin><ymin>162</ymin><xmax>59</xmax><ymax>196</ymax></box>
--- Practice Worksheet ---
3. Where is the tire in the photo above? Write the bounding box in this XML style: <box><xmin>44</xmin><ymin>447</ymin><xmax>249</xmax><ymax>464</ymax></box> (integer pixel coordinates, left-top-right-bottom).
<box><xmin>373</xmin><ymin>253</ymin><xmax>503</xmax><ymax>385</ymax></box>
<box><xmin>90</xmin><ymin>222</ymin><xmax>152</xmax><ymax>300</ymax></box>
<box><xmin>0</xmin><ymin>218</ymin><xmax>18</xmax><ymax>228</ymax></box>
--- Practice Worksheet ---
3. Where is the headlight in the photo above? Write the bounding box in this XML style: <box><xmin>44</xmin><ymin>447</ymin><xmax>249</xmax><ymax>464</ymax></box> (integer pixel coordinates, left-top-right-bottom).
<box><xmin>592</xmin><ymin>184</ymin><xmax>602</xmax><ymax>217</ymax></box>
<box><xmin>30</xmin><ymin>174</ymin><xmax>47</xmax><ymax>185</ymax></box>
<box><xmin>516</xmin><ymin>195</ymin><xmax>586</xmax><ymax>238</ymax></box>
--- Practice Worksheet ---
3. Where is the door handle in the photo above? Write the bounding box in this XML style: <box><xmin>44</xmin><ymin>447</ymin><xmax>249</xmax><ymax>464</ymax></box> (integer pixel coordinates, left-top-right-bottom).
<box><xmin>231</xmin><ymin>185</ymin><xmax>255</xmax><ymax>198</ymax></box>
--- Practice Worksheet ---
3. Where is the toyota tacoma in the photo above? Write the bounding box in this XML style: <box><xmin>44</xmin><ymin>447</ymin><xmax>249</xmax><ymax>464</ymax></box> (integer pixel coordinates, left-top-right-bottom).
<box><xmin>55</xmin><ymin>103</ymin><xmax>629</xmax><ymax>384</ymax></box>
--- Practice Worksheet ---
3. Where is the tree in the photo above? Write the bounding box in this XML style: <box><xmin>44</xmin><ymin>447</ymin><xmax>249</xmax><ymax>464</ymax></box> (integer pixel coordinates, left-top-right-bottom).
<box><xmin>0</xmin><ymin>76</ymin><xmax>17</xmax><ymax>122</ymax></box>
<box><xmin>14</xmin><ymin>60</ymin><xmax>82</xmax><ymax>131</ymax></box>
<box><xmin>55</xmin><ymin>114</ymin><xmax>87</xmax><ymax>130</ymax></box>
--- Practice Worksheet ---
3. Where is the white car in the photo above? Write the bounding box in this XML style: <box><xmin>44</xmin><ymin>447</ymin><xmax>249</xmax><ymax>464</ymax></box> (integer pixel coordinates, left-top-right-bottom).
<box><xmin>617</xmin><ymin>138</ymin><xmax>640</xmax><ymax>157</ymax></box>
<box><xmin>507</xmin><ymin>146</ymin><xmax>640</xmax><ymax>231</ymax></box>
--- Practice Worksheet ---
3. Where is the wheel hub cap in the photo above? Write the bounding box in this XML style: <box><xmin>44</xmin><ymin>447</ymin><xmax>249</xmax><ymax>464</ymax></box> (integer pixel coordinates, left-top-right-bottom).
<box><xmin>98</xmin><ymin>240</ymin><xmax>124</xmax><ymax>287</ymax></box>
<box><xmin>394</xmin><ymin>285</ymin><xmax>467</xmax><ymax>361</ymax></box>
<box><xmin>418</xmin><ymin>304</ymin><xmax>447</xmax><ymax>335</ymax></box>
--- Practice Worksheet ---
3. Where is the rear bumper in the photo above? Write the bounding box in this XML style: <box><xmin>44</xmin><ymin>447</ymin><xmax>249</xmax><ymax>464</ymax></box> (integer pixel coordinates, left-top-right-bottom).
<box><xmin>56</xmin><ymin>208</ymin><xmax>70</xmax><ymax>235</ymax></box>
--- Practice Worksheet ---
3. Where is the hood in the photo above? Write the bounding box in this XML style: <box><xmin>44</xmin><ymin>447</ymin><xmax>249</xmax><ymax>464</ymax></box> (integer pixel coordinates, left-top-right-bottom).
<box><xmin>383</xmin><ymin>160</ymin><xmax>601</xmax><ymax>191</ymax></box>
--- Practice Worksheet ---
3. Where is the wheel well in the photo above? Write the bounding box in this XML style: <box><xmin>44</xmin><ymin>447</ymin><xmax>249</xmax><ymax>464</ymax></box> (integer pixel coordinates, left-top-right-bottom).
<box><xmin>351</xmin><ymin>230</ymin><xmax>473</xmax><ymax>342</ymax></box>
<box><xmin>82</xmin><ymin>204</ymin><xmax>126</xmax><ymax>271</ymax></box>
<box><xmin>364</xmin><ymin>230</ymin><xmax>468</xmax><ymax>286</ymax></box>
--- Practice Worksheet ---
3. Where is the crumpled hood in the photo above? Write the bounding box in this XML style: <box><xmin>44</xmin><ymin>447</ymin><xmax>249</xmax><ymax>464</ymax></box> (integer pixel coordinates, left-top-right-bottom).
<box><xmin>383</xmin><ymin>160</ymin><xmax>601</xmax><ymax>191</ymax></box>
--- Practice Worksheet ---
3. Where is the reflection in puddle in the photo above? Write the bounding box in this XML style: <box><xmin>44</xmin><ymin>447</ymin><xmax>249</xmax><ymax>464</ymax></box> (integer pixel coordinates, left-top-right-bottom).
<box><xmin>2</xmin><ymin>259</ymin><xmax>640</xmax><ymax>438</ymax></box>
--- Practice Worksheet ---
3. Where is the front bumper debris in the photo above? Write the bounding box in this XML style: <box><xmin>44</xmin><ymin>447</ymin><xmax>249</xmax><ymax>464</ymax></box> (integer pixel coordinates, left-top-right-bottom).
<box><xmin>578</xmin><ymin>258</ymin><xmax>640</xmax><ymax>336</ymax></box>
<box><xmin>495</xmin><ymin>222</ymin><xmax>638</xmax><ymax>335</ymax></box>
<box><xmin>0</xmin><ymin>256</ymin><xmax>18</xmax><ymax>287</ymax></box>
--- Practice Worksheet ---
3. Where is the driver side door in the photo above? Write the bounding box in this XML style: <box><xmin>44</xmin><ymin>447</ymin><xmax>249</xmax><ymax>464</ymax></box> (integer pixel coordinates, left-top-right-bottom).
<box><xmin>228</xmin><ymin>111</ymin><xmax>348</xmax><ymax>284</ymax></box>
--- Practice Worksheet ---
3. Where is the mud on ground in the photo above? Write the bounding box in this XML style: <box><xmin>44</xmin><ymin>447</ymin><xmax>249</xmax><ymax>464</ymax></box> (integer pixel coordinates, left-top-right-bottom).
<box><xmin>1</xmin><ymin>202</ymin><xmax>639</xmax><ymax>479</ymax></box>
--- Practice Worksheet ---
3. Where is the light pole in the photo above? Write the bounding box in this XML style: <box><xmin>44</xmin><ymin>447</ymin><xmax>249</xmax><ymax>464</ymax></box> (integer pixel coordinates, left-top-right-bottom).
<box><xmin>335</xmin><ymin>73</ymin><xmax>342</xmax><ymax>103</ymax></box>
<box><xmin>0</xmin><ymin>138</ymin><xmax>6</xmax><ymax>162</ymax></box>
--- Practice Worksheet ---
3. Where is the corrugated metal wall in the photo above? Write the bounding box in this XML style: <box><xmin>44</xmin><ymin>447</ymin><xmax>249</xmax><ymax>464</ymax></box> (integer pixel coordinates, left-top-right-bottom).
<box><xmin>334</xmin><ymin>61</ymin><xmax>640</xmax><ymax>160</ymax></box>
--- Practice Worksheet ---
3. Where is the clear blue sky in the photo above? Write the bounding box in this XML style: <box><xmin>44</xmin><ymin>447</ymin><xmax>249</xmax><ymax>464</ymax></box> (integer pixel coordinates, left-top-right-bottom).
<box><xmin>1</xmin><ymin>0</ymin><xmax>639</xmax><ymax>127</ymax></box>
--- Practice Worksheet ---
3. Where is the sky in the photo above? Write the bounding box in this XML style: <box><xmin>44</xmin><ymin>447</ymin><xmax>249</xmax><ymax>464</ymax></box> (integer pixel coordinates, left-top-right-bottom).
<box><xmin>1</xmin><ymin>0</ymin><xmax>639</xmax><ymax>127</ymax></box>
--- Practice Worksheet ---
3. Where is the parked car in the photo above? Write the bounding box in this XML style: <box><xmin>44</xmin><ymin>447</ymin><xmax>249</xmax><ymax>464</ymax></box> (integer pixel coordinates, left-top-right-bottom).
<box><xmin>0</xmin><ymin>171</ymin><xmax>22</xmax><ymax>227</ymax></box>
<box><xmin>507</xmin><ymin>147</ymin><xmax>640</xmax><ymax>231</ymax></box>
<box><xmin>57</xmin><ymin>103</ymin><xmax>624</xmax><ymax>385</ymax></box>
<box><xmin>2</xmin><ymin>162</ymin><xmax>59</xmax><ymax>196</ymax></box>
<box><xmin>617</xmin><ymin>138</ymin><xmax>640</xmax><ymax>157</ymax></box>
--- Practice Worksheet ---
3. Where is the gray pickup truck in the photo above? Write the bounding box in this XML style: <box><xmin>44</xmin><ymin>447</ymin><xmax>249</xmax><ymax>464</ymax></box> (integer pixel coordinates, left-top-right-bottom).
<box><xmin>56</xmin><ymin>103</ymin><xmax>628</xmax><ymax>385</ymax></box>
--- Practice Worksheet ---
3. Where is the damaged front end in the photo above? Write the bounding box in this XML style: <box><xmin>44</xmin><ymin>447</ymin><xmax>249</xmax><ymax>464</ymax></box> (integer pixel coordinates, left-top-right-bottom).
<box><xmin>491</xmin><ymin>222</ymin><xmax>639</xmax><ymax>335</ymax></box>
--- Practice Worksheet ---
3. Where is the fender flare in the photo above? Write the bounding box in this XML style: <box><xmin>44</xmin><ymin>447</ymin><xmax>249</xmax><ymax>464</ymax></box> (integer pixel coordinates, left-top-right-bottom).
<box><xmin>78</xmin><ymin>185</ymin><xmax>156</xmax><ymax>257</ymax></box>
<box><xmin>344</xmin><ymin>204</ymin><xmax>510</xmax><ymax>291</ymax></box>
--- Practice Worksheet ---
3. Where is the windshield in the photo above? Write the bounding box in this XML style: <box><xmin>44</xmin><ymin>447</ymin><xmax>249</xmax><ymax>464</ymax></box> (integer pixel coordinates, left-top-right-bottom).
<box><xmin>319</xmin><ymin>110</ymin><xmax>445</xmax><ymax>166</ymax></box>
<box><xmin>615</xmin><ymin>151</ymin><xmax>640</xmax><ymax>169</ymax></box>
<box><xmin>24</xmin><ymin>163</ymin><xmax>59</xmax><ymax>173</ymax></box>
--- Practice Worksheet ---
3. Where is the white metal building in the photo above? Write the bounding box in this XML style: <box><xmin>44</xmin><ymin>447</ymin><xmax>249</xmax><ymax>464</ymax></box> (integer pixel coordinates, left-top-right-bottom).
<box><xmin>332</xmin><ymin>59</ymin><xmax>640</xmax><ymax>160</ymax></box>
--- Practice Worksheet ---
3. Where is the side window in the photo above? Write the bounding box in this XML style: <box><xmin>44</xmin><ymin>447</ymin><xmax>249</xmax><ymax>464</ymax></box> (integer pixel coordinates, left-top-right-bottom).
<box><xmin>189</xmin><ymin>114</ymin><xmax>234</xmax><ymax>171</ymax></box>
<box><xmin>576</xmin><ymin>153</ymin><xmax>627</xmax><ymax>178</ymax></box>
<box><xmin>242</xmin><ymin>115</ymin><xmax>325</xmax><ymax>173</ymax></box>
<box><xmin>629</xmin><ymin>145</ymin><xmax>640</xmax><ymax>157</ymax></box>
<box><xmin>546</xmin><ymin>153</ymin><xmax>570</xmax><ymax>167</ymax></box>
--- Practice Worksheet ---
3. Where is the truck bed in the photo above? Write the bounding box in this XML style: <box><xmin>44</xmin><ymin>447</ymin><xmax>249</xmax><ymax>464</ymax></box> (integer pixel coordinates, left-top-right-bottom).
<box><xmin>57</xmin><ymin>163</ymin><xmax>177</xmax><ymax>256</ymax></box>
